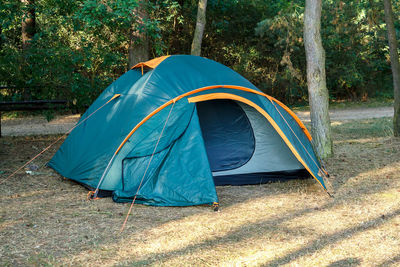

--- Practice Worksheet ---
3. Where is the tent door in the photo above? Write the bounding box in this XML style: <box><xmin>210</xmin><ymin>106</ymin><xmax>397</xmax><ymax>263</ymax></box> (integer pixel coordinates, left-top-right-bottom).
<box><xmin>196</xmin><ymin>99</ymin><xmax>255</xmax><ymax>172</ymax></box>
<box><xmin>195</xmin><ymin>99</ymin><xmax>307</xmax><ymax>186</ymax></box>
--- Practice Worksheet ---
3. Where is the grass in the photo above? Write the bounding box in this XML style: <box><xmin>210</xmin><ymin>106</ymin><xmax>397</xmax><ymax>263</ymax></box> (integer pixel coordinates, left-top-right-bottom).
<box><xmin>1</xmin><ymin>118</ymin><xmax>400</xmax><ymax>266</ymax></box>
<box><xmin>291</xmin><ymin>97</ymin><xmax>394</xmax><ymax>111</ymax></box>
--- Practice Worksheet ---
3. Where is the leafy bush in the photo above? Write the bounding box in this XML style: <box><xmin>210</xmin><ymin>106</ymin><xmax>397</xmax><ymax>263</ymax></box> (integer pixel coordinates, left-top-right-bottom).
<box><xmin>0</xmin><ymin>0</ymin><xmax>396</xmax><ymax>108</ymax></box>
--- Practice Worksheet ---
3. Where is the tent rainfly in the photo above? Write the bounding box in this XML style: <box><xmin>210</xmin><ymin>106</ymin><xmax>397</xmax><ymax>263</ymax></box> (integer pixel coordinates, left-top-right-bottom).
<box><xmin>49</xmin><ymin>55</ymin><xmax>329</xmax><ymax>206</ymax></box>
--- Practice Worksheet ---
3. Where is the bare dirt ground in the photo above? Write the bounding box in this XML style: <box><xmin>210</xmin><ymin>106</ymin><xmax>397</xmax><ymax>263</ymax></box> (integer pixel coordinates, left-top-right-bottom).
<box><xmin>1</xmin><ymin>114</ymin><xmax>80</xmax><ymax>136</ymax></box>
<box><xmin>1</xmin><ymin>106</ymin><xmax>393</xmax><ymax>136</ymax></box>
<box><xmin>0</xmin><ymin>117</ymin><xmax>399</xmax><ymax>266</ymax></box>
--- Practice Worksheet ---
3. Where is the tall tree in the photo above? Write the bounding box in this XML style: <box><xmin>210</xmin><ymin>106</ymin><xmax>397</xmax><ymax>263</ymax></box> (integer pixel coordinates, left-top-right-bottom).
<box><xmin>191</xmin><ymin>0</ymin><xmax>207</xmax><ymax>56</ymax></box>
<box><xmin>304</xmin><ymin>0</ymin><xmax>332</xmax><ymax>159</ymax></box>
<box><xmin>128</xmin><ymin>0</ymin><xmax>149</xmax><ymax>68</ymax></box>
<box><xmin>0</xmin><ymin>24</ymin><xmax>2</xmax><ymax>51</ymax></box>
<box><xmin>383</xmin><ymin>0</ymin><xmax>400</xmax><ymax>136</ymax></box>
<box><xmin>21</xmin><ymin>0</ymin><xmax>35</xmax><ymax>50</ymax></box>
<box><xmin>21</xmin><ymin>0</ymin><xmax>36</xmax><ymax>100</ymax></box>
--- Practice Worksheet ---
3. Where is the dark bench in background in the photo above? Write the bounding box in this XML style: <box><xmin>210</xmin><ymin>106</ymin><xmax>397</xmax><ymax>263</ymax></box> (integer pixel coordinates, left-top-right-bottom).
<box><xmin>0</xmin><ymin>100</ymin><xmax>67</xmax><ymax>137</ymax></box>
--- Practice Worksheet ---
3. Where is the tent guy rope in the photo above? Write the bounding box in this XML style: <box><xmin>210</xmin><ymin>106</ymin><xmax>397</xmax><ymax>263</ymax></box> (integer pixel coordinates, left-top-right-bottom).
<box><xmin>0</xmin><ymin>94</ymin><xmax>120</xmax><ymax>185</ymax></box>
<box><xmin>120</xmin><ymin>100</ymin><xmax>176</xmax><ymax>232</ymax></box>
<box><xmin>268</xmin><ymin>98</ymin><xmax>333</xmax><ymax>195</ymax></box>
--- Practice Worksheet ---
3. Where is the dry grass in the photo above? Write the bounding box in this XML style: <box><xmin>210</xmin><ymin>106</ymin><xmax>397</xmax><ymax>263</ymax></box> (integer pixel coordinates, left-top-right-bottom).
<box><xmin>1</xmin><ymin>118</ymin><xmax>400</xmax><ymax>266</ymax></box>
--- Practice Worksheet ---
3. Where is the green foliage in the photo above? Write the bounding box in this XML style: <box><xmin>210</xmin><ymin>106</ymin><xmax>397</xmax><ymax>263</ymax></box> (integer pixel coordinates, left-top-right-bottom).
<box><xmin>0</xmin><ymin>0</ymin><xmax>158</xmax><ymax>109</ymax></box>
<box><xmin>322</xmin><ymin>0</ymin><xmax>391</xmax><ymax>100</ymax></box>
<box><xmin>254</xmin><ymin>0</ymin><xmax>392</xmax><ymax>103</ymax></box>
<box><xmin>0</xmin><ymin>0</ymin><xmax>396</xmax><ymax>107</ymax></box>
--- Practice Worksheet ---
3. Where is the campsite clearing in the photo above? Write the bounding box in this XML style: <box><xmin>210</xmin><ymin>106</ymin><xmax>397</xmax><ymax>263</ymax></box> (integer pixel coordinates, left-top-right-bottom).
<box><xmin>0</xmin><ymin>106</ymin><xmax>394</xmax><ymax>136</ymax></box>
<box><xmin>0</xmin><ymin>117</ymin><xmax>399</xmax><ymax>266</ymax></box>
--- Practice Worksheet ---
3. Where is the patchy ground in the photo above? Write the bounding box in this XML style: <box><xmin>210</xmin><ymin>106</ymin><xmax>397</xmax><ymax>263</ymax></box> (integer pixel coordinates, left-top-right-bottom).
<box><xmin>296</xmin><ymin>106</ymin><xmax>393</xmax><ymax>122</ymax></box>
<box><xmin>0</xmin><ymin>106</ymin><xmax>393</xmax><ymax>136</ymax></box>
<box><xmin>0</xmin><ymin>117</ymin><xmax>399</xmax><ymax>266</ymax></box>
<box><xmin>1</xmin><ymin>114</ymin><xmax>80</xmax><ymax>136</ymax></box>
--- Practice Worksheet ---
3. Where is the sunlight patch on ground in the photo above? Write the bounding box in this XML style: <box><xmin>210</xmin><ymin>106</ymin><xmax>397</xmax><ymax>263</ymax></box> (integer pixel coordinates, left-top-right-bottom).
<box><xmin>334</xmin><ymin>137</ymin><xmax>387</xmax><ymax>144</ymax></box>
<box><xmin>62</xmin><ymin>193</ymin><xmax>315</xmax><ymax>265</ymax></box>
<box><xmin>331</xmin><ymin>121</ymin><xmax>344</xmax><ymax>126</ymax></box>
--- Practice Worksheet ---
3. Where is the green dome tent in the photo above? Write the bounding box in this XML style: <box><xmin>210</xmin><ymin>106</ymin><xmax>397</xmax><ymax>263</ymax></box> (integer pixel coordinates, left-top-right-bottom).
<box><xmin>49</xmin><ymin>55</ymin><xmax>329</xmax><ymax>206</ymax></box>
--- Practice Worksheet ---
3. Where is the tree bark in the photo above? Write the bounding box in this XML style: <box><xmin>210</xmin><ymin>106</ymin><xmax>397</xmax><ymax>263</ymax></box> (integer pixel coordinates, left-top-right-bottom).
<box><xmin>304</xmin><ymin>0</ymin><xmax>332</xmax><ymax>159</ymax></box>
<box><xmin>383</xmin><ymin>0</ymin><xmax>400</xmax><ymax>136</ymax></box>
<box><xmin>191</xmin><ymin>0</ymin><xmax>207</xmax><ymax>56</ymax></box>
<box><xmin>128</xmin><ymin>0</ymin><xmax>149</xmax><ymax>69</ymax></box>
<box><xmin>21</xmin><ymin>0</ymin><xmax>35</xmax><ymax>50</ymax></box>
<box><xmin>21</xmin><ymin>0</ymin><xmax>35</xmax><ymax>100</ymax></box>
<box><xmin>0</xmin><ymin>24</ymin><xmax>2</xmax><ymax>51</ymax></box>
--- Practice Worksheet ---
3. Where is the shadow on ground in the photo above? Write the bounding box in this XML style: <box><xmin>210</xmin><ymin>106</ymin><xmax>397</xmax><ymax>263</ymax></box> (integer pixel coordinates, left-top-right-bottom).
<box><xmin>0</xmin><ymin>118</ymin><xmax>399</xmax><ymax>266</ymax></box>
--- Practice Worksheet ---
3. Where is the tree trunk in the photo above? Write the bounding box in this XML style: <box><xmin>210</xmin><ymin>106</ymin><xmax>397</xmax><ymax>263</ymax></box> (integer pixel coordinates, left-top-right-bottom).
<box><xmin>0</xmin><ymin>24</ymin><xmax>3</xmax><ymax>53</ymax></box>
<box><xmin>304</xmin><ymin>0</ymin><xmax>332</xmax><ymax>159</ymax></box>
<box><xmin>21</xmin><ymin>0</ymin><xmax>35</xmax><ymax>50</ymax></box>
<box><xmin>0</xmin><ymin>24</ymin><xmax>2</xmax><ymax>50</ymax></box>
<box><xmin>128</xmin><ymin>0</ymin><xmax>149</xmax><ymax>69</ymax></box>
<box><xmin>191</xmin><ymin>0</ymin><xmax>207</xmax><ymax>56</ymax></box>
<box><xmin>383</xmin><ymin>0</ymin><xmax>400</xmax><ymax>136</ymax></box>
<box><xmin>21</xmin><ymin>0</ymin><xmax>35</xmax><ymax>100</ymax></box>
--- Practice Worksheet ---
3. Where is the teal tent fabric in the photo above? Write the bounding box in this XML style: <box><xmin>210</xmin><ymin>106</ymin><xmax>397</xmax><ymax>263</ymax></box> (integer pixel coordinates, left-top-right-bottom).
<box><xmin>113</xmin><ymin>106</ymin><xmax>217</xmax><ymax>206</ymax></box>
<box><xmin>49</xmin><ymin>55</ymin><xmax>327</xmax><ymax>206</ymax></box>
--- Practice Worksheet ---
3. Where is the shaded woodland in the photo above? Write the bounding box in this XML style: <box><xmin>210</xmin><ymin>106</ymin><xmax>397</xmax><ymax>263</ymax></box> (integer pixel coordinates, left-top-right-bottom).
<box><xmin>0</xmin><ymin>0</ymin><xmax>397</xmax><ymax>108</ymax></box>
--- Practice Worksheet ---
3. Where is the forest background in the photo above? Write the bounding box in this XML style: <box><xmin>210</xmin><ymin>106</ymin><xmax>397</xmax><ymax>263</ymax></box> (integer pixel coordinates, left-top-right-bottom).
<box><xmin>0</xmin><ymin>0</ymin><xmax>395</xmax><ymax>110</ymax></box>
